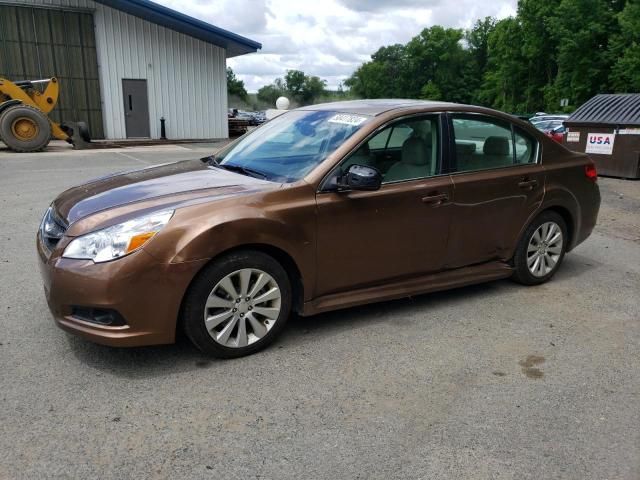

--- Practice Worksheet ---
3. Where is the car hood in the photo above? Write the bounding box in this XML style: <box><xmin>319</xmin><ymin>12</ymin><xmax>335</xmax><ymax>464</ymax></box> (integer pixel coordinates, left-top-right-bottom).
<box><xmin>54</xmin><ymin>159</ymin><xmax>276</xmax><ymax>224</ymax></box>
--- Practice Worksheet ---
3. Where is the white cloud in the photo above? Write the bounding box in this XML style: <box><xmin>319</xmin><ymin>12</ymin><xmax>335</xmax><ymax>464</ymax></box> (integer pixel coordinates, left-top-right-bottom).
<box><xmin>154</xmin><ymin>0</ymin><xmax>517</xmax><ymax>92</ymax></box>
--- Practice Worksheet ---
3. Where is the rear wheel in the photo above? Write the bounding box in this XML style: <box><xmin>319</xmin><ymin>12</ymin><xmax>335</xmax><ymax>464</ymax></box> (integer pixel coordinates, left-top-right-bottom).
<box><xmin>182</xmin><ymin>250</ymin><xmax>292</xmax><ymax>358</ymax></box>
<box><xmin>512</xmin><ymin>211</ymin><xmax>567</xmax><ymax>285</ymax></box>
<box><xmin>0</xmin><ymin>105</ymin><xmax>51</xmax><ymax>152</ymax></box>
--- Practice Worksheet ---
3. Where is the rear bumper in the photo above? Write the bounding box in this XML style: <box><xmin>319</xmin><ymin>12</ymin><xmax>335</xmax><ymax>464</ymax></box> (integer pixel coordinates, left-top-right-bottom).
<box><xmin>37</xmin><ymin>234</ymin><xmax>207</xmax><ymax>347</ymax></box>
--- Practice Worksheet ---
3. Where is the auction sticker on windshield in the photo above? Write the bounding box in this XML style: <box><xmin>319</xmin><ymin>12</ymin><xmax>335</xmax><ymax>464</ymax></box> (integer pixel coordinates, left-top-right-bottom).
<box><xmin>328</xmin><ymin>114</ymin><xmax>368</xmax><ymax>126</ymax></box>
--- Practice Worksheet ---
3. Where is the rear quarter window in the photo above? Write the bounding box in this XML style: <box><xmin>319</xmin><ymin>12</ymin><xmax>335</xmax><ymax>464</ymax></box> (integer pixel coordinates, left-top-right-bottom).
<box><xmin>514</xmin><ymin>127</ymin><xmax>536</xmax><ymax>164</ymax></box>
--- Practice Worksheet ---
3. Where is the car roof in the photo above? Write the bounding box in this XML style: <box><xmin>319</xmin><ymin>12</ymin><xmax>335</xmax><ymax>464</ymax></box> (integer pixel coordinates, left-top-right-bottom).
<box><xmin>530</xmin><ymin>115</ymin><xmax>569</xmax><ymax>121</ymax></box>
<box><xmin>294</xmin><ymin>99</ymin><xmax>540</xmax><ymax>133</ymax></box>
<box><xmin>536</xmin><ymin>119</ymin><xmax>564</xmax><ymax>126</ymax></box>
<box><xmin>298</xmin><ymin>99</ymin><xmax>457</xmax><ymax>116</ymax></box>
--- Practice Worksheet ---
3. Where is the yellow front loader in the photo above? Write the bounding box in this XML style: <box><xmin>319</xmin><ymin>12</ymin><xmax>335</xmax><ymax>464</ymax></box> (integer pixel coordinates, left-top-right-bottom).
<box><xmin>0</xmin><ymin>77</ymin><xmax>89</xmax><ymax>152</ymax></box>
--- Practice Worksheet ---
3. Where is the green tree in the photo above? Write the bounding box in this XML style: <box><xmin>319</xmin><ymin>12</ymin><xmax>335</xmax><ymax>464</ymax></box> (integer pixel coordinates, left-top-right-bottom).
<box><xmin>345</xmin><ymin>27</ymin><xmax>472</xmax><ymax>102</ymax></box>
<box><xmin>301</xmin><ymin>75</ymin><xmax>327</xmax><ymax>103</ymax></box>
<box><xmin>344</xmin><ymin>61</ymin><xmax>387</xmax><ymax>98</ymax></box>
<box><xmin>548</xmin><ymin>0</ymin><xmax>620</xmax><ymax>108</ymax></box>
<box><xmin>466</xmin><ymin>17</ymin><xmax>496</xmax><ymax>73</ymax></box>
<box><xmin>226</xmin><ymin>67</ymin><xmax>248</xmax><ymax>101</ymax></box>
<box><xmin>517</xmin><ymin>0</ymin><xmax>558</xmax><ymax>111</ymax></box>
<box><xmin>345</xmin><ymin>44</ymin><xmax>409</xmax><ymax>98</ymax></box>
<box><xmin>609</xmin><ymin>0</ymin><xmax>640</xmax><ymax>92</ymax></box>
<box><xmin>405</xmin><ymin>26</ymin><xmax>471</xmax><ymax>102</ymax></box>
<box><xmin>258</xmin><ymin>71</ymin><xmax>327</xmax><ymax>106</ymax></box>
<box><xmin>420</xmin><ymin>81</ymin><xmax>442</xmax><ymax>100</ymax></box>
<box><xmin>284</xmin><ymin>70</ymin><xmax>327</xmax><ymax>104</ymax></box>
<box><xmin>284</xmin><ymin>70</ymin><xmax>306</xmax><ymax>98</ymax></box>
<box><xmin>343</xmin><ymin>0</ymin><xmax>630</xmax><ymax>112</ymax></box>
<box><xmin>479</xmin><ymin>17</ymin><xmax>528</xmax><ymax>112</ymax></box>
<box><xmin>466</xmin><ymin>17</ymin><xmax>497</xmax><ymax>103</ymax></box>
<box><xmin>257</xmin><ymin>83</ymin><xmax>285</xmax><ymax>107</ymax></box>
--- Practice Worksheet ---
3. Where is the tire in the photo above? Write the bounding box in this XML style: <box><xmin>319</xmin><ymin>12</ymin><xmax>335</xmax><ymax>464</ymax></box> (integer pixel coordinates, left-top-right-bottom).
<box><xmin>0</xmin><ymin>105</ymin><xmax>51</xmax><ymax>152</ymax></box>
<box><xmin>182</xmin><ymin>250</ymin><xmax>292</xmax><ymax>358</ymax></box>
<box><xmin>0</xmin><ymin>109</ymin><xmax>10</xmax><ymax>146</ymax></box>
<box><xmin>512</xmin><ymin>211</ymin><xmax>568</xmax><ymax>285</ymax></box>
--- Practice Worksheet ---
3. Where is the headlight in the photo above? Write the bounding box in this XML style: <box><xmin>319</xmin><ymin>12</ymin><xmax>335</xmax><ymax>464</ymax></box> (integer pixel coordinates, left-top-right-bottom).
<box><xmin>63</xmin><ymin>210</ymin><xmax>174</xmax><ymax>263</ymax></box>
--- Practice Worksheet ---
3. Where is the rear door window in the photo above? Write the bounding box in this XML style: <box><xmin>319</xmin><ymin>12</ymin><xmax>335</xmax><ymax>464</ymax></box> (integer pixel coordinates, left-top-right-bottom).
<box><xmin>451</xmin><ymin>115</ymin><xmax>537</xmax><ymax>172</ymax></box>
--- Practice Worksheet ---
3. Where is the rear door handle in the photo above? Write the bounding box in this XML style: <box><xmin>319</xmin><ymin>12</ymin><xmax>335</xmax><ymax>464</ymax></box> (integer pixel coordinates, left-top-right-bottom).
<box><xmin>518</xmin><ymin>179</ymin><xmax>538</xmax><ymax>190</ymax></box>
<box><xmin>422</xmin><ymin>193</ymin><xmax>448</xmax><ymax>206</ymax></box>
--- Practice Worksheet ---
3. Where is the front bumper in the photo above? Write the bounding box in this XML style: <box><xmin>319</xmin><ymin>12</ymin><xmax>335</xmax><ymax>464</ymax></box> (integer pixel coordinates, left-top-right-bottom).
<box><xmin>37</xmin><ymin>233</ymin><xmax>207</xmax><ymax>347</ymax></box>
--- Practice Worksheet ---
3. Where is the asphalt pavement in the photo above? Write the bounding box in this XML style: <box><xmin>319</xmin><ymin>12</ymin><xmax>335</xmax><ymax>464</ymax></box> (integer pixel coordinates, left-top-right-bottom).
<box><xmin>0</xmin><ymin>144</ymin><xmax>638</xmax><ymax>479</ymax></box>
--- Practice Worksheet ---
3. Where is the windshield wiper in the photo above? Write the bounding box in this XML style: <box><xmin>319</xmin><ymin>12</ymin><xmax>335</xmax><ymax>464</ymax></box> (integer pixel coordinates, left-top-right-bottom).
<box><xmin>216</xmin><ymin>163</ymin><xmax>269</xmax><ymax>180</ymax></box>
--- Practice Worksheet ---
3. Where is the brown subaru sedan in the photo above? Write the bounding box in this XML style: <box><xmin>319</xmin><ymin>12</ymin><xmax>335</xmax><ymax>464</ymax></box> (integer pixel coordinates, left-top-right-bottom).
<box><xmin>37</xmin><ymin>100</ymin><xmax>600</xmax><ymax>357</ymax></box>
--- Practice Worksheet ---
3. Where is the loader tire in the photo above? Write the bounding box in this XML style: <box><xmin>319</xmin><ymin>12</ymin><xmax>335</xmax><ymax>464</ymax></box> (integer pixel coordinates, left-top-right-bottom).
<box><xmin>0</xmin><ymin>105</ymin><xmax>51</xmax><ymax>152</ymax></box>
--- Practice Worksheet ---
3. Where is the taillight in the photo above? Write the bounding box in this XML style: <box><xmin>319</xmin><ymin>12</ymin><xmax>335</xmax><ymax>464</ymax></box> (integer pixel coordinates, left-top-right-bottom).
<box><xmin>585</xmin><ymin>163</ymin><xmax>597</xmax><ymax>182</ymax></box>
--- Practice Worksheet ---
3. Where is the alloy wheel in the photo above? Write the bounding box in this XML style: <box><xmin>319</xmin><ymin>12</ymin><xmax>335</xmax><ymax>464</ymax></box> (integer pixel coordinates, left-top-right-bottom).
<box><xmin>203</xmin><ymin>268</ymin><xmax>282</xmax><ymax>348</ymax></box>
<box><xmin>527</xmin><ymin>221</ymin><xmax>564</xmax><ymax>277</ymax></box>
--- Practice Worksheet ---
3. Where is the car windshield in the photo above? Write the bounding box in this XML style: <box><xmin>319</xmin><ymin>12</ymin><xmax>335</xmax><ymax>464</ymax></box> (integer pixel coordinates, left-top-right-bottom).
<box><xmin>215</xmin><ymin>110</ymin><xmax>371</xmax><ymax>182</ymax></box>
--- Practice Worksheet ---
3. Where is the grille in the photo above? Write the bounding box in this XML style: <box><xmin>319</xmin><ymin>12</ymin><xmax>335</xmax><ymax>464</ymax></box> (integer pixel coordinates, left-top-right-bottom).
<box><xmin>40</xmin><ymin>207</ymin><xmax>68</xmax><ymax>252</ymax></box>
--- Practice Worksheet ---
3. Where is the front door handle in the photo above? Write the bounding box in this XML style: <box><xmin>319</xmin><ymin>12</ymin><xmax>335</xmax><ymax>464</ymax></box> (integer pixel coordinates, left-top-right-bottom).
<box><xmin>518</xmin><ymin>179</ymin><xmax>538</xmax><ymax>190</ymax></box>
<box><xmin>422</xmin><ymin>193</ymin><xmax>448</xmax><ymax>206</ymax></box>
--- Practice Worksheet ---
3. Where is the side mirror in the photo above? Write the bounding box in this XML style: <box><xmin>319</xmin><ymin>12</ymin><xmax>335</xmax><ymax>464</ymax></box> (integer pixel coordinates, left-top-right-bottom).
<box><xmin>339</xmin><ymin>164</ymin><xmax>382</xmax><ymax>191</ymax></box>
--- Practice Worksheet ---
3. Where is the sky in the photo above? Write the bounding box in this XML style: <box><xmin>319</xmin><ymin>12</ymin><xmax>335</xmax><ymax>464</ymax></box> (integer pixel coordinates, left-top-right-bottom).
<box><xmin>156</xmin><ymin>0</ymin><xmax>517</xmax><ymax>93</ymax></box>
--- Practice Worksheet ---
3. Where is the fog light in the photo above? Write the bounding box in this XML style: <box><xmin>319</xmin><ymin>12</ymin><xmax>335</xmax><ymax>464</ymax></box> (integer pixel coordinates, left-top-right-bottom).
<box><xmin>71</xmin><ymin>307</ymin><xmax>127</xmax><ymax>327</ymax></box>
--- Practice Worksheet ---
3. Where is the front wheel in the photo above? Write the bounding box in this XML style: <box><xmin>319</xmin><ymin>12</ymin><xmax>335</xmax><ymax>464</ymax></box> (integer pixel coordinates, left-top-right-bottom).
<box><xmin>0</xmin><ymin>105</ymin><xmax>52</xmax><ymax>152</ymax></box>
<box><xmin>182</xmin><ymin>250</ymin><xmax>292</xmax><ymax>358</ymax></box>
<box><xmin>512</xmin><ymin>211</ymin><xmax>568</xmax><ymax>285</ymax></box>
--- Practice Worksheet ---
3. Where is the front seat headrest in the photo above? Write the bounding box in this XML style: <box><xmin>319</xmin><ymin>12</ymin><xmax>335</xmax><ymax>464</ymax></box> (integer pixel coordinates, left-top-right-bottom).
<box><xmin>483</xmin><ymin>136</ymin><xmax>511</xmax><ymax>156</ymax></box>
<box><xmin>401</xmin><ymin>137</ymin><xmax>429</xmax><ymax>165</ymax></box>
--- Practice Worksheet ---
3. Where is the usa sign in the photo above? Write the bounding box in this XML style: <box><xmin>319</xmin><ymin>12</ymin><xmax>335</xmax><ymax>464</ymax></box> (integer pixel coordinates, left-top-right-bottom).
<box><xmin>585</xmin><ymin>133</ymin><xmax>615</xmax><ymax>155</ymax></box>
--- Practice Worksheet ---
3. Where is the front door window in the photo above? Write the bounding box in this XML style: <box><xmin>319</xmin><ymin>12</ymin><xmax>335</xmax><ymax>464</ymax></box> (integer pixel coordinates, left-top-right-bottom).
<box><xmin>340</xmin><ymin>116</ymin><xmax>440</xmax><ymax>183</ymax></box>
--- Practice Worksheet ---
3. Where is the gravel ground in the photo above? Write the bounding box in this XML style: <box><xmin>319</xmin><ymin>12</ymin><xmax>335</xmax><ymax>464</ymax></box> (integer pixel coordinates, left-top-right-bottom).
<box><xmin>0</xmin><ymin>144</ymin><xmax>638</xmax><ymax>479</ymax></box>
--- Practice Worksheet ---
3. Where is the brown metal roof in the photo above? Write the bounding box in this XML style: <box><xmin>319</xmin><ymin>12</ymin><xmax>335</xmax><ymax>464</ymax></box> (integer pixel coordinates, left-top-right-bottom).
<box><xmin>565</xmin><ymin>94</ymin><xmax>640</xmax><ymax>126</ymax></box>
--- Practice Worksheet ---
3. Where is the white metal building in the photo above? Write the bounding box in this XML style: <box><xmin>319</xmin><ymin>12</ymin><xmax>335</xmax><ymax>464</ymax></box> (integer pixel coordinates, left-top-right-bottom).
<box><xmin>0</xmin><ymin>0</ymin><xmax>261</xmax><ymax>139</ymax></box>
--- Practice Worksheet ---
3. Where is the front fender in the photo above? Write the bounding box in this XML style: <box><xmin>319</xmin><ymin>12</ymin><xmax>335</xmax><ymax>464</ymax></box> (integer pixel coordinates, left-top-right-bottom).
<box><xmin>173</xmin><ymin>215</ymin><xmax>313</xmax><ymax>264</ymax></box>
<box><xmin>0</xmin><ymin>99</ymin><xmax>22</xmax><ymax>115</ymax></box>
<box><xmin>143</xmin><ymin>186</ymin><xmax>318</xmax><ymax>298</ymax></box>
